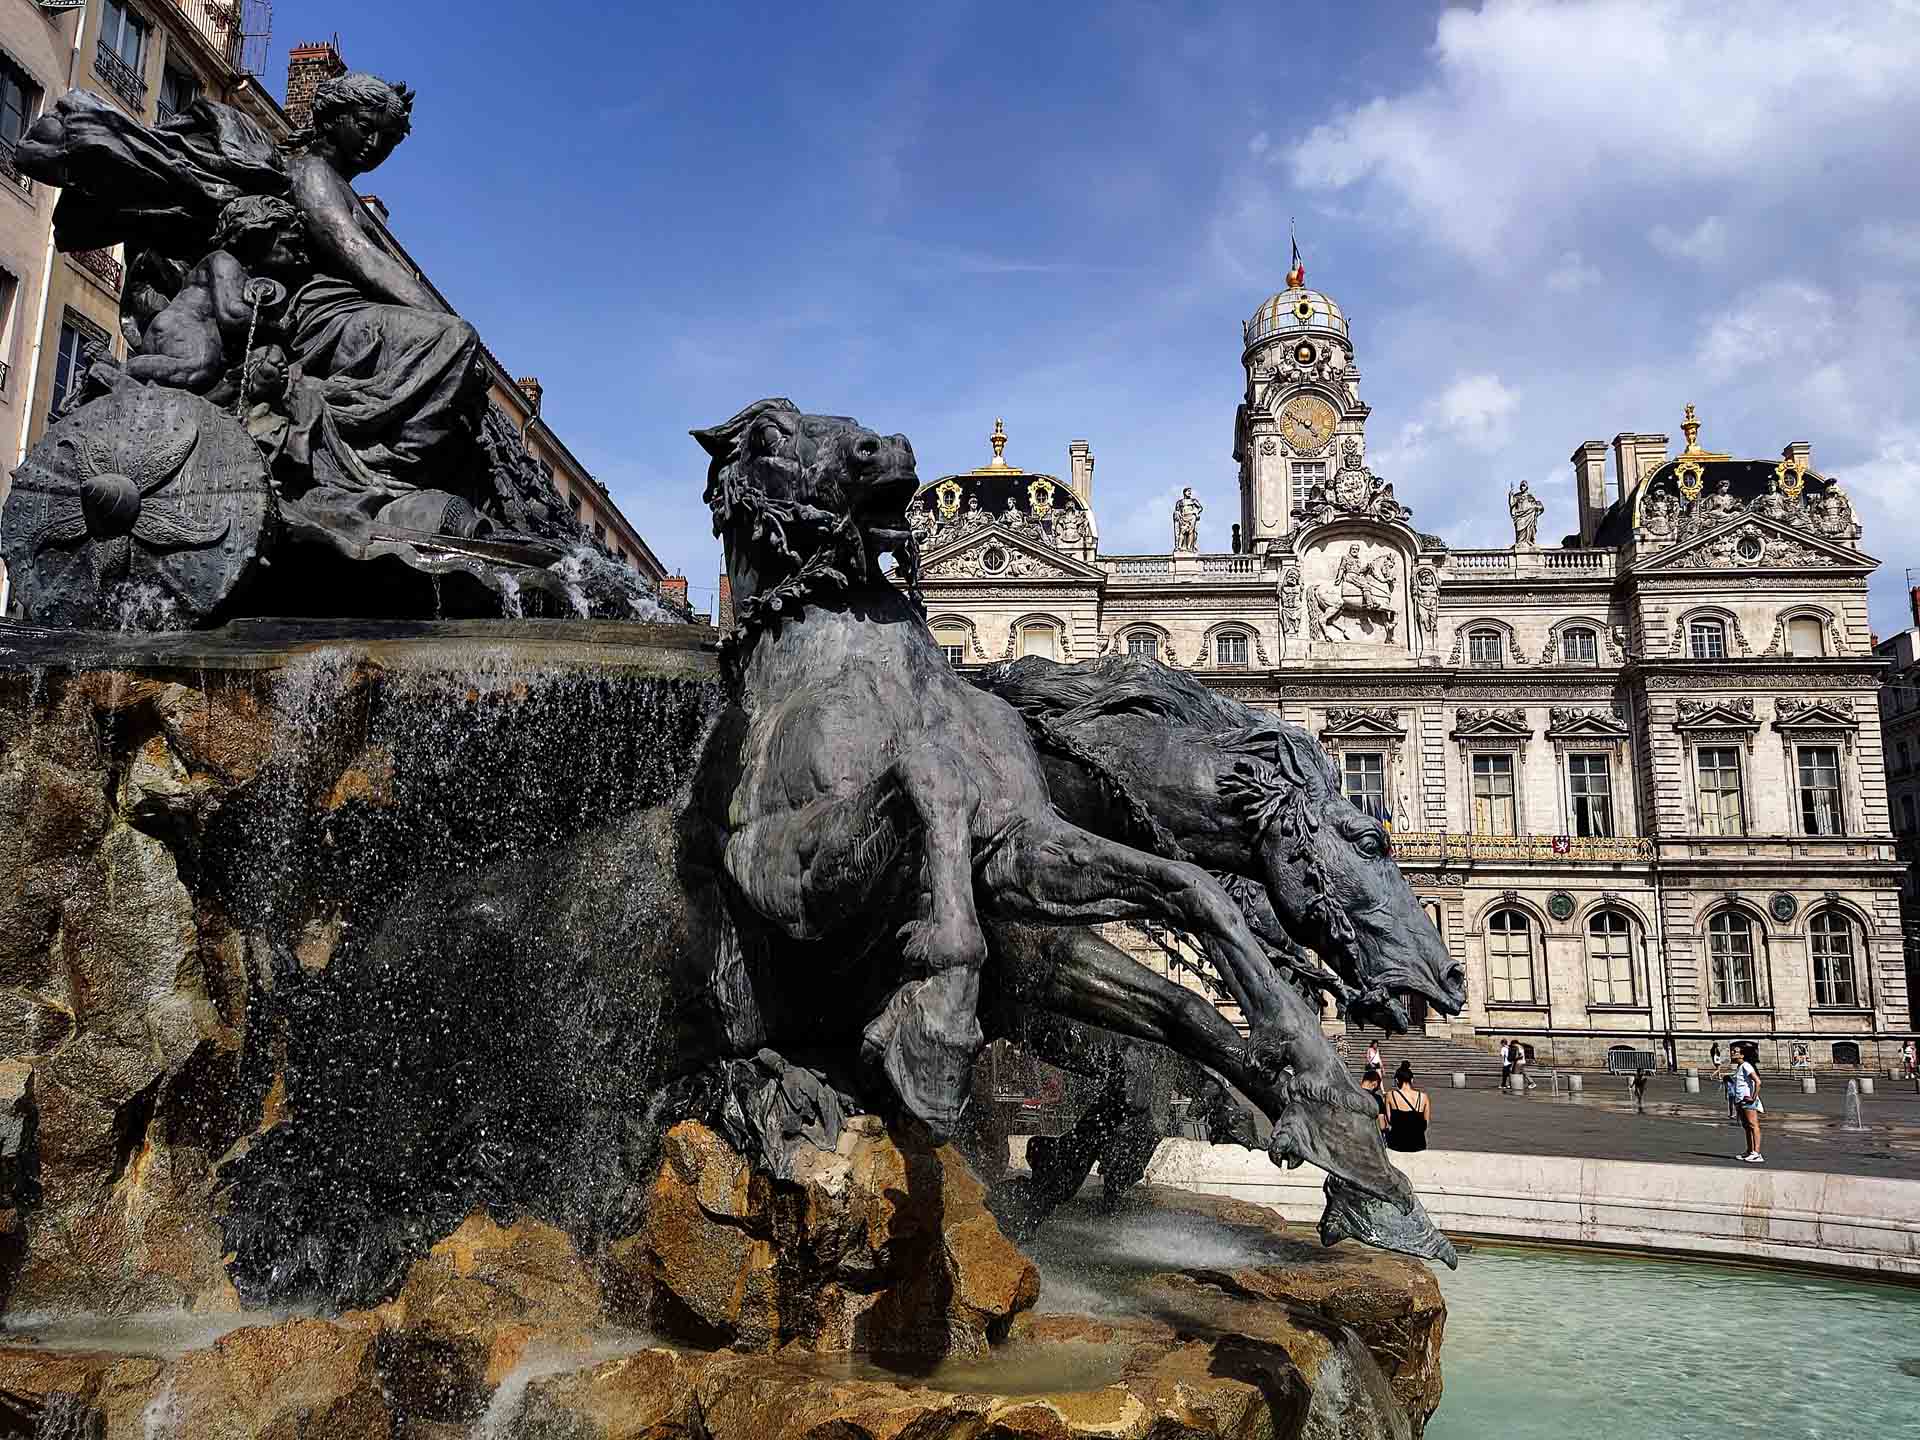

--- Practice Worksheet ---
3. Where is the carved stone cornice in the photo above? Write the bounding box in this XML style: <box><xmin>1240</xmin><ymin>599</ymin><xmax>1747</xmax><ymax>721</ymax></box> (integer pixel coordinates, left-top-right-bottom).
<box><xmin>1546</xmin><ymin>704</ymin><xmax>1631</xmax><ymax>744</ymax></box>
<box><xmin>1673</xmin><ymin>697</ymin><xmax>1759</xmax><ymax>733</ymax></box>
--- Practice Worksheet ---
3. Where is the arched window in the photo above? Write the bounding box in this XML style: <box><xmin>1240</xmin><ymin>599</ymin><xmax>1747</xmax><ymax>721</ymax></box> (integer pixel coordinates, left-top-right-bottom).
<box><xmin>1809</xmin><ymin>910</ymin><xmax>1859</xmax><ymax>1008</ymax></box>
<box><xmin>932</xmin><ymin>623</ymin><xmax>968</xmax><ymax>668</ymax></box>
<box><xmin>1020</xmin><ymin>623</ymin><xmax>1059</xmax><ymax>659</ymax></box>
<box><xmin>1786</xmin><ymin>616</ymin><xmax>1826</xmax><ymax>658</ymax></box>
<box><xmin>1708</xmin><ymin>909</ymin><xmax>1760</xmax><ymax>1007</ymax></box>
<box><xmin>1562</xmin><ymin>627</ymin><xmax>1598</xmax><ymax>664</ymax></box>
<box><xmin>1688</xmin><ymin>618</ymin><xmax>1727</xmax><ymax>659</ymax></box>
<box><xmin>1125</xmin><ymin>631</ymin><xmax>1159</xmax><ymax>661</ymax></box>
<box><xmin>1468</xmin><ymin>628</ymin><xmax>1504</xmax><ymax>668</ymax></box>
<box><xmin>1215</xmin><ymin>630</ymin><xmax>1250</xmax><ymax>667</ymax></box>
<box><xmin>1586</xmin><ymin>910</ymin><xmax>1635</xmax><ymax>1005</ymax></box>
<box><xmin>1486</xmin><ymin>909</ymin><xmax>1535</xmax><ymax>1003</ymax></box>
<box><xmin>1832</xmin><ymin>1041</ymin><xmax>1862</xmax><ymax>1066</ymax></box>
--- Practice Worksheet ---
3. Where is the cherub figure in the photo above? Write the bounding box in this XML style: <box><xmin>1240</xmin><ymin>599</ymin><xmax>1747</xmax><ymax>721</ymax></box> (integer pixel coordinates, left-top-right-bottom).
<box><xmin>126</xmin><ymin>194</ymin><xmax>306</xmax><ymax>403</ymax></box>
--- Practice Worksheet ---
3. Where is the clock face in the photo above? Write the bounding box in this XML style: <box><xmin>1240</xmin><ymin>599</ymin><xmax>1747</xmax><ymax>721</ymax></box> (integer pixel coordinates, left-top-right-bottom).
<box><xmin>1278</xmin><ymin>394</ymin><xmax>1338</xmax><ymax>453</ymax></box>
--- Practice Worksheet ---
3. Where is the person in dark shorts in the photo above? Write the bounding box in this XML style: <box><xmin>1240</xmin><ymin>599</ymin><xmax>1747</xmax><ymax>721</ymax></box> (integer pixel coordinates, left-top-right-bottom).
<box><xmin>1384</xmin><ymin>1061</ymin><xmax>1430</xmax><ymax>1152</ymax></box>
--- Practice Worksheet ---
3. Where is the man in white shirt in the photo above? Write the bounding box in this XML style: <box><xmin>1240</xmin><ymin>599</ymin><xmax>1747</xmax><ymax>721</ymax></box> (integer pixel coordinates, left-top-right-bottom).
<box><xmin>1730</xmin><ymin>1047</ymin><xmax>1763</xmax><ymax>1162</ymax></box>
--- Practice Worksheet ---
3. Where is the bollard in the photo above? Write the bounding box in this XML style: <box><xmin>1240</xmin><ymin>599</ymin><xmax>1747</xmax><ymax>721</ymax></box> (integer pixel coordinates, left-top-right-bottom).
<box><xmin>1860</xmin><ymin>1077</ymin><xmax>1875</xmax><ymax>1095</ymax></box>
<box><xmin>1508</xmin><ymin>1073</ymin><xmax>1527</xmax><ymax>1095</ymax></box>
<box><xmin>1451</xmin><ymin>1072</ymin><xmax>1466</xmax><ymax>1089</ymax></box>
<box><xmin>1683</xmin><ymin>1073</ymin><xmax>1701</xmax><ymax>1094</ymax></box>
<box><xmin>1568</xmin><ymin>1074</ymin><xmax>1584</xmax><ymax>1094</ymax></box>
<box><xmin>1800</xmin><ymin>1074</ymin><xmax>1817</xmax><ymax>1094</ymax></box>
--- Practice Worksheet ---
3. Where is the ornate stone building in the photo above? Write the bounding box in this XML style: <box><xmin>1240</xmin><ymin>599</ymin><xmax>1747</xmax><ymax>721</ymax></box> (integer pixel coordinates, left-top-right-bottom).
<box><xmin>906</xmin><ymin>279</ymin><xmax>1912</xmax><ymax>1070</ymax></box>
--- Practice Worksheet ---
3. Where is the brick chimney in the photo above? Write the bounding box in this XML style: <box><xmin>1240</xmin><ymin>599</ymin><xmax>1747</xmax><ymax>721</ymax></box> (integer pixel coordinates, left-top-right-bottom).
<box><xmin>717</xmin><ymin>574</ymin><xmax>734</xmax><ymax>632</ymax></box>
<box><xmin>659</xmin><ymin>575</ymin><xmax>688</xmax><ymax>612</ymax></box>
<box><xmin>1571</xmin><ymin>440</ymin><xmax>1609</xmax><ymax>544</ymax></box>
<box><xmin>287</xmin><ymin>40</ymin><xmax>347</xmax><ymax>134</ymax></box>
<box><xmin>1068</xmin><ymin>439</ymin><xmax>1094</xmax><ymax>502</ymax></box>
<box><xmin>516</xmin><ymin>376</ymin><xmax>543</xmax><ymax>417</ymax></box>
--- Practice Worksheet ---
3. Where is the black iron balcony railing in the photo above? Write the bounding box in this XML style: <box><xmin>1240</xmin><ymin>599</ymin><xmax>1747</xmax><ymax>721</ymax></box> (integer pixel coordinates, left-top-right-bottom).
<box><xmin>94</xmin><ymin>43</ymin><xmax>147</xmax><ymax>109</ymax></box>
<box><xmin>0</xmin><ymin>138</ymin><xmax>28</xmax><ymax>193</ymax></box>
<box><xmin>0</xmin><ymin>360</ymin><xmax>12</xmax><ymax>393</ymax></box>
<box><xmin>72</xmin><ymin>247</ymin><xmax>124</xmax><ymax>292</ymax></box>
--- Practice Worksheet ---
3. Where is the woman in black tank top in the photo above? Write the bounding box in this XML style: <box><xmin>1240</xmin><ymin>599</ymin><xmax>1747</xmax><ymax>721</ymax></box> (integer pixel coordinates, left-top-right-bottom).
<box><xmin>1384</xmin><ymin>1061</ymin><xmax>1430</xmax><ymax>1153</ymax></box>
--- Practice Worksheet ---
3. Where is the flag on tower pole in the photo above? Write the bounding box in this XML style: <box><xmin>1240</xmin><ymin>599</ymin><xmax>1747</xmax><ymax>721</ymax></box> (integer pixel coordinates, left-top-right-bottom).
<box><xmin>1286</xmin><ymin>228</ymin><xmax>1305</xmax><ymax>289</ymax></box>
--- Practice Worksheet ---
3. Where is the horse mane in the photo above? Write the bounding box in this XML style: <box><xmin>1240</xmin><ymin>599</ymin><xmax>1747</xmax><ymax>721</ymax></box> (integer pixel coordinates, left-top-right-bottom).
<box><xmin>982</xmin><ymin>655</ymin><xmax>1336</xmax><ymax>789</ymax></box>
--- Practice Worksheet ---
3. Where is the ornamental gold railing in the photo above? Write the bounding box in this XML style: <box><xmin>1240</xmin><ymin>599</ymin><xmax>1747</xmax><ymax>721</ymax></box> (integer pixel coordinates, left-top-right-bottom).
<box><xmin>1389</xmin><ymin>832</ymin><xmax>1654</xmax><ymax>863</ymax></box>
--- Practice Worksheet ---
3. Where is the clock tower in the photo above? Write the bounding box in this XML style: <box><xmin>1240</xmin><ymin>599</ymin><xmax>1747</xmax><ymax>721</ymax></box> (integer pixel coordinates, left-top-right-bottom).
<box><xmin>1233</xmin><ymin>279</ymin><xmax>1370</xmax><ymax>554</ymax></box>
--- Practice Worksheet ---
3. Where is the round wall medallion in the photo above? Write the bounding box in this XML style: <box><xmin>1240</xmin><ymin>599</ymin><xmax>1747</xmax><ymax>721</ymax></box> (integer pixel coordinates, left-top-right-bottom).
<box><xmin>1769</xmin><ymin>892</ymin><xmax>1798</xmax><ymax>922</ymax></box>
<box><xmin>980</xmin><ymin>544</ymin><xmax>1008</xmax><ymax>575</ymax></box>
<box><xmin>1547</xmin><ymin>891</ymin><xmax>1576</xmax><ymax>921</ymax></box>
<box><xmin>1736</xmin><ymin>533</ymin><xmax>1764</xmax><ymax>562</ymax></box>
<box><xmin>1294</xmin><ymin>340</ymin><xmax>1317</xmax><ymax>365</ymax></box>
<box><xmin>1293</xmin><ymin>298</ymin><xmax>1315</xmax><ymax>323</ymax></box>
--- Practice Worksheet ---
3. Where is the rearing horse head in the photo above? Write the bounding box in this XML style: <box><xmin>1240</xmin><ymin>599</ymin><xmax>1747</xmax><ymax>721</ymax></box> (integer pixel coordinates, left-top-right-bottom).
<box><xmin>1218</xmin><ymin>725</ymin><xmax>1465</xmax><ymax>1028</ymax></box>
<box><xmin>693</xmin><ymin>398</ymin><xmax>920</xmax><ymax>640</ymax></box>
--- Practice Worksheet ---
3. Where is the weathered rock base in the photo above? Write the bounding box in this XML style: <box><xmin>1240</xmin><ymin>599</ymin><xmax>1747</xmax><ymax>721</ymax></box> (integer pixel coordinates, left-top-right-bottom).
<box><xmin>0</xmin><ymin>1180</ymin><xmax>1443</xmax><ymax>1439</ymax></box>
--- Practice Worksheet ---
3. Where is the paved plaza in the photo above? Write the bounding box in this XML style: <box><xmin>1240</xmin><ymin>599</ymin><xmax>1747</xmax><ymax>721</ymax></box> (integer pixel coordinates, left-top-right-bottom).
<box><xmin>1411</xmin><ymin>1071</ymin><xmax>1920</xmax><ymax>1181</ymax></box>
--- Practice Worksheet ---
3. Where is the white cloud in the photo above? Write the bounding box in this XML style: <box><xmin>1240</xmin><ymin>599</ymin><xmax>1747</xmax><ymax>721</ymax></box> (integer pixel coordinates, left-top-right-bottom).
<box><xmin>1287</xmin><ymin>1</ymin><xmax>1920</xmax><ymax>264</ymax></box>
<box><xmin>1649</xmin><ymin>215</ymin><xmax>1727</xmax><ymax>263</ymax></box>
<box><xmin>1694</xmin><ymin>280</ymin><xmax>1834</xmax><ymax>380</ymax></box>
<box><xmin>1846</xmin><ymin>431</ymin><xmax>1920</xmax><ymax>510</ymax></box>
<box><xmin>1545</xmin><ymin>250</ymin><xmax>1603</xmax><ymax>292</ymax></box>
<box><xmin>1435</xmin><ymin>373</ymin><xmax>1519</xmax><ymax>451</ymax></box>
<box><xmin>1861</xmin><ymin>220</ymin><xmax>1920</xmax><ymax>265</ymax></box>
<box><xmin>1247</xmin><ymin>130</ymin><xmax>1270</xmax><ymax>158</ymax></box>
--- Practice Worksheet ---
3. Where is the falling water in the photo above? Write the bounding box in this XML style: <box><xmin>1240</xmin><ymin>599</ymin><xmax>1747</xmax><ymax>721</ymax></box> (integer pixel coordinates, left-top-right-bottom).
<box><xmin>1842</xmin><ymin>1079</ymin><xmax>1866</xmax><ymax>1131</ymax></box>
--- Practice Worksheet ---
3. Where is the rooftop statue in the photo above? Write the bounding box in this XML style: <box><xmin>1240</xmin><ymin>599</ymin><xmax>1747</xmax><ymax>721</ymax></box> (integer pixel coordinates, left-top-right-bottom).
<box><xmin>2</xmin><ymin>78</ymin><xmax>652</xmax><ymax>627</ymax></box>
<box><xmin>1173</xmin><ymin>486</ymin><xmax>1203</xmax><ymax>551</ymax></box>
<box><xmin>1509</xmin><ymin>478</ymin><xmax>1544</xmax><ymax>546</ymax></box>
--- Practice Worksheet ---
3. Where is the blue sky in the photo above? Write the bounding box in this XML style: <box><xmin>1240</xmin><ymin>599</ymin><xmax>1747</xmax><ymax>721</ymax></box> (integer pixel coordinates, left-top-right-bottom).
<box><xmin>271</xmin><ymin>1</ymin><xmax>1920</xmax><ymax>631</ymax></box>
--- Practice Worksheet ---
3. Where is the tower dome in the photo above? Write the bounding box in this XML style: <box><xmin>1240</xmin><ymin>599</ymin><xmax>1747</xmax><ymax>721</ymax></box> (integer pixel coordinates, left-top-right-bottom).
<box><xmin>1245</xmin><ymin>287</ymin><xmax>1349</xmax><ymax>349</ymax></box>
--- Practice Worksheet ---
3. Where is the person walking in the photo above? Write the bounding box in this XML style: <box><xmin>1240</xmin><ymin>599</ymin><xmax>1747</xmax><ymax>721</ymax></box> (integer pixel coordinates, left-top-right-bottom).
<box><xmin>1903</xmin><ymin>1038</ymin><xmax>1917</xmax><ymax>1091</ymax></box>
<box><xmin>1711</xmin><ymin>1041</ymin><xmax>1722</xmax><ymax>1069</ymax></box>
<box><xmin>1731</xmin><ymin>1045</ymin><xmax>1764</xmax><ymax>1163</ymax></box>
<box><xmin>1514</xmin><ymin>1041</ymin><xmax>1535</xmax><ymax>1091</ymax></box>
<box><xmin>1499</xmin><ymin>1038</ymin><xmax>1513</xmax><ymax>1091</ymax></box>
<box><xmin>1365</xmin><ymin>1039</ymin><xmax>1382</xmax><ymax>1074</ymax></box>
<box><xmin>1384</xmin><ymin>1061</ymin><xmax>1431</xmax><ymax>1152</ymax></box>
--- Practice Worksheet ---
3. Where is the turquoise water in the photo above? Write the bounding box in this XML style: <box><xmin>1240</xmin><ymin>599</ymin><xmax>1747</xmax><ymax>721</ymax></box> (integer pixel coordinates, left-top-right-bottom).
<box><xmin>1428</xmin><ymin>1245</ymin><xmax>1918</xmax><ymax>1439</ymax></box>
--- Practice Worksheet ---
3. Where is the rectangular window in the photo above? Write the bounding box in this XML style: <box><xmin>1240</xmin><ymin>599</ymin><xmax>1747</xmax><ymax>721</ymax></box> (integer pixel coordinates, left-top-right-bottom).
<box><xmin>566</xmin><ymin>492</ymin><xmax>582</xmax><ymax>514</ymax></box>
<box><xmin>1810</xmin><ymin>919</ymin><xmax>1857</xmax><ymax>1009</ymax></box>
<box><xmin>1125</xmin><ymin>632</ymin><xmax>1158</xmax><ymax>660</ymax></box>
<box><xmin>1216</xmin><ymin>632</ymin><xmax>1249</xmax><ymax>667</ymax></box>
<box><xmin>1563</xmin><ymin>628</ymin><xmax>1598</xmax><ymax>663</ymax></box>
<box><xmin>50</xmin><ymin>320</ymin><xmax>92</xmax><ymax>419</ymax></box>
<box><xmin>1708</xmin><ymin>917</ymin><xmax>1759</xmax><ymax>1007</ymax></box>
<box><xmin>1586</xmin><ymin>916</ymin><xmax>1635</xmax><ymax>1005</ymax></box>
<box><xmin>593</xmin><ymin>521</ymin><xmax>607</xmax><ymax>542</ymax></box>
<box><xmin>1567</xmin><ymin>753</ymin><xmax>1614</xmax><ymax>837</ymax></box>
<box><xmin>100</xmin><ymin>2</ymin><xmax>149</xmax><ymax>70</ymax></box>
<box><xmin>1689</xmin><ymin>620</ymin><xmax>1727</xmax><ymax>659</ymax></box>
<box><xmin>1786</xmin><ymin>616</ymin><xmax>1825</xmax><ymax>658</ymax></box>
<box><xmin>1289</xmin><ymin>460</ymin><xmax>1327</xmax><ymax>494</ymax></box>
<box><xmin>933</xmin><ymin>627</ymin><xmax>967</xmax><ymax>668</ymax></box>
<box><xmin>1486</xmin><ymin>912</ymin><xmax>1535</xmax><ymax>1003</ymax></box>
<box><xmin>159</xmin><ymin>67</ymin><xmax>198</xmax><ymax>122</ymax></box>
<box><xmin>1902</xmin><ymin>793</ymin><xmax>1916</xmax><ymax>833</ymax></box>
<box><xmin>1797</xmin><ymin>746</ymin><xmax>1842</xmax><ymax>835</ymax></box>
<box><xmin>1020</xmin><ymin>624</ymin><xmax>1057</xmax><ymax>660</ymax></box>
<box><xmin>0</xmin><ymin>56</ymin><xmax>36</xmax><ymax>150</ymax></box>
<box><xmin>0</xmin><ymin>270</ymin><xmax>17</xmax><ymax>388</ymax></box>
<box><xmin>1901</xmin><ymin>739</ymin><xmax>1912</xmax><ymax>773</ymax></box>
<box><xmin>1468</xmin><ymin>630</ymin><xmax>1504</xmax><ymax>667</ymax></box>
<box><xmin>1695</xmin><ymin>747</ymin><xmax>1744</xmax><ymax>836</ymax></box>
<box><xmin>1471</xmin><ymin>753</ymin><xmax>1517</xmax><ymax>835</ymax></box>
<box><xmin>1342</xmin><ymin>752</ymin><xmax>1386</xmax><ymax>817</ymax></box>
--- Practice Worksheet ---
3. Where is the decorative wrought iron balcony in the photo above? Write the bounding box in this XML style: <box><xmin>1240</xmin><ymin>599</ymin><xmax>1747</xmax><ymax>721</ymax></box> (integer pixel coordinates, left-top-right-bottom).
<box><xmin>94</xmin><ymin>43</ymin><xmax>147</xmax><ymax>109</ymax></box>
<box><xmin>0</xmin><ymin>139</ymin><xmax>30</xmax><ymax>194</ymax></box>
<box><xmin>72</xmin><ymin>247</ymin><xmax>124</xmax><ymax>291</ymax></box>
<box><xmin>0</xmin><ymin>360</ymin><xmax>11</xmax><ymax>393</ymax></box>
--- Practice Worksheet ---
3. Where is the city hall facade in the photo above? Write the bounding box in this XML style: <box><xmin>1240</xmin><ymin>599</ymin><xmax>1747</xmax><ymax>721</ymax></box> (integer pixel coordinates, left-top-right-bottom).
<box><xmin>902</xmin><ymin>280</ymin><xmax>1913</xmax><ymax>1072</ymax></box>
